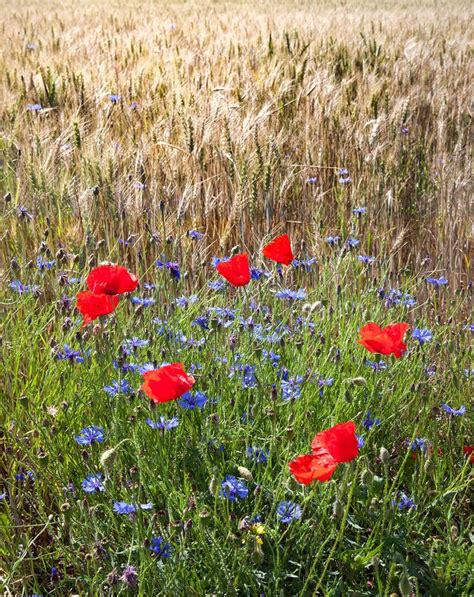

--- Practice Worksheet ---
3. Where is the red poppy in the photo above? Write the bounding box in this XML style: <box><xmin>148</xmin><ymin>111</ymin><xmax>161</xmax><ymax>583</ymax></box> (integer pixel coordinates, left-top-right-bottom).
<box><xmin>311</xmin><ymin>421</ymin><xmax>359</xmax><ymax>463</ymax></box>
<box><xmin>87</xmin><ymin>264</ymin><xmax>139</xmax><ymax>295</ymax></box>
<box><xmin>288</xmin><ymin>453</ymin><xmax>338</xmax><ymax>484</ymax></box>
<box><xmin>358</xmin><ymin>322</ymin><xmax>409</xmax><ymax>358</ymax></box>
<box><xmin>141</xmin><ymin>362</ymin><xmax>195</xmax><ymax>404</ymax></box>
<box><xmin>262</xmin><ymin>234</ymin><xmax>294</xmax><ymax>266</ymax></box>
<box><xmin>216</xmin><ymin>253</ymin><xmax>251</xmax><ymax>287</ymax></box>
<box><xmin>464</xmin><ymin>446</ymin><xmax>474</xmax><ymax>463</ymax></box>
<box><xmin>76</xmin><ymin>291</ymin><xmax>119</xmax><ymax>326</ymax></box>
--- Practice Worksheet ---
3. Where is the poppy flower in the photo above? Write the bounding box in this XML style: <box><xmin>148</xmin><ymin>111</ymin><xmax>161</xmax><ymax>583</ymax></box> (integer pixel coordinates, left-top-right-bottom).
<box><xmin>464</xmin><ymin>446</ymin><xmax>474</xmax><ymax>463</ymax></box>
<box><xmin>311</xmin><ymin>421</ymin><xmax>359</xmax><ymax>463</ymax></box>
<box><xmin>289</xmin><ymin>421</ymin><xmax>358</xmax><ymax>485</ymax></box>
<box><xmin>288</xmin><ymin>453</ymin><xmax>337</xmax><ymax>484</ymax></box>
<box><xmin>87</xmin><ymin>264</ymin><xmax>138</xmax><ymax>295</ymax></box>
<box><xmin>358</xmin><ymin>322</ymin><xmax>409</xmax><ymax>358</ymax></box>
<box><xmin>141</xmin><ymin>362</ymin><xmax>195</xmax><ymax>404</ymax></box>
<box><xmin>216</xmin><ymin>253</ymin><xmax>250</xmax><ymax>287</ymax></box>
<box><xmin>76</xmin><ymin>291</ymin><xmax>119</xmax><ymax>326</ymax></box>
<box><xmin>262</xmin><ymin>234</ymin><xmax>294</xmax><ymax>266</ymax></box>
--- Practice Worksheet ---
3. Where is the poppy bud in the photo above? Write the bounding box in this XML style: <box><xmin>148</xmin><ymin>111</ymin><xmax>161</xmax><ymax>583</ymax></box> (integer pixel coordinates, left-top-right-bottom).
<box><xmin>92</xmin><ymin>186</ymin><xmax>100</xmax><ymax>196</ymax></box>
<box><xmin>424</xmin><ymin>458</ymin><xmax>434</xmax><ymax>474</ymax></box>
<box><xmin>252</xmin><ymin>542</ymin><xmax>264</xmax><ymax>565</ymax></box>
<box><xmin>231</xmin><ymin>245</ymin><xmax>241</xmax><ymax>256</ymax></box>
<box><xmin>237</xmin><ymin>466</ymin><xmax>253</xmax><ymax>481</ymax></box>
<box><xmin>371</xmin><ymin>555</ymin><xmax>380</xmax><ymax>571</ymax></box>
<box><xmin>4</xmin><ymin>192</ymin><xmax>11</xmax><ymax>203</ymax></box>
<box><xmin>361</xmin><ymin>469</ymin><xmax>373</xmax><ymax>486</ymax></box>
<box><xmin>332</xmin><ymin>499</ymin><xmax>344</xmax><ymax>519</ymax></box>
<box><xmin>60</xmin><ymin>502</ymin><xmax>71</xmax><ymax>512</ymax></box>
<box><xmin>208</xmin><ymin>476</ymin><xmax>218</xmax><ymax>496</ymax></box>
<box><xmin>398</xmin><ymin>571</ymin><xmax>412</xmax><ymax>597</ymax></box>
<box><xmin>10</xmin><ymin>257</ymin><xmax>20</xmax><ymax>270</ymax></box>
<box><xmin>380</xmin><ymin>447</ymin><xmax>390</xmax><ymax>464</ymax></box>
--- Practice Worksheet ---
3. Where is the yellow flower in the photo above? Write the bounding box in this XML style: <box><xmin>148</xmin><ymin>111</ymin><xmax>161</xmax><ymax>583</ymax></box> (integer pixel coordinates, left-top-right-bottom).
<box><xmin>251</xmin><ymin>523</ymin><xmax>266</xmax><ymax>536</ymax></box>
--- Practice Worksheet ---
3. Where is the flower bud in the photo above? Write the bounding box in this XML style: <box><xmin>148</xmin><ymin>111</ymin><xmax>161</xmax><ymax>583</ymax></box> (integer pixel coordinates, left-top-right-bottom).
<box><xmin>380</xmin><ymin>447</ymin><xmax>390</xmax><ymax>464</ymax></box>
<box><xmin>208</xmin><ymin>476</ymin><xmax>218</xmax><ymax>496</ymax></box>
<box><xmin>332</xmin><ymin>499</ymin><xmax>344</xmax><ymax>519</ymax></box>
<box><xmin>237</xmin><ymin>466</ymin><xmax>253</xmax><ymax>481</ymax></box>
<box><xmin>398</xmin><ymin>571</ymin><xmax>412</xmax><ymax>596</ymax></box>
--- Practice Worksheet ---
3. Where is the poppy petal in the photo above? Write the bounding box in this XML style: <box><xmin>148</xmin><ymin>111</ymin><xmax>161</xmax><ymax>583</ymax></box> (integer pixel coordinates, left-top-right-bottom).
<box><xmin>289</xmin><ymin>453</ymin><xmax>337</xmax><ymax>484</ymax></box>
<box><xmin>216</xmin><ymin>253</ymin><xmax>251</xmax><ymax>287</ymax></box>
<box><xmin>262</xmin><ymin>234</ymin><xmax>294</xmax><ymax>266</ymax></box>
<box><xmin>87</xmin><ymin>264</ymin><xmax>139</xmax><ymax>295</ymax></box>
<box><xmin>76</xmin><ymin>291</ymin><xmax>119</xmax><ymax>326</ymax></box>
<box><xmin>311</xmin><ymin>421</ymin><xmax>359</xmax><ymax>463</ymax></box>
<box><xmin>141</xmin><ymin>362</ymin><xmax>195</xmax><ymax>403</ymax></box>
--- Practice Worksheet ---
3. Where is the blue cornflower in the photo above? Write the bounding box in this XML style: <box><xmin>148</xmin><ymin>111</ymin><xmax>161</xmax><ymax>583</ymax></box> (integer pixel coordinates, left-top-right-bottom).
<box><xmin>187</xmin><ymin>229</ymin><xmax>204</xmax><ymax>240</ymax></box>
<box><xmin>464</xmin><ymin>323</ymin><xmax>474</xmax><ymax>332</ymax></box>
<box><xmin>155</xmin><ymin>259</ymin><xmax>181</xmax><ymax>280</ymax></box>
<box><xmin>408</xmin><ymin>438</ymin><xmax>428</xmax><ymax>453</ymax></box>
<box><xmin>276</xmin><ymin>501</ymin><xmax>302</xmax><ymax>523</ymax></box>
<box><xmin>412</xmin><ymin>328</ymin><xmax>432</xmax><ymax>345</ymax></box>
<box><xmin>356</xmin><ymin>434</ymin><xmax>365</xmax><ymax>449</ymax></box>
<box><xmin>120</xmin><ymin>565</ymin><xmax>138</xmax><ymax>586</ymax></box>
<box><xmin>104</xmin><ymin>379</ymin><xmax>132</xmax><ymax>396</ymax></box>
<box><xmin>281</xmin><ymin>376</ymin><xmax>304</xmax><ymax>402</ymax></box>
<box><xmin>75</xmin><ymin>426</ymin><xmax>105</xmax><ymax>446</ymax></box>
<box><xmin>193</xmin><ymin>316</ymin><xmax>209</xmax><ymax>330</ymax></box>
<box><xmin>130</xmin><ymin>296</ymin><xmax>155</xmax><ymax>307</ymax></box>
<box><xmin>318</xmin><ymin>377</ymin><xmax>334</xmax><ymax>397</ymax></box>
<box><xmin>362</xmin><ymin>411</ymin><xmax>381</xmax><ymax>430</ymax></box>
<box><xmin>9</xmin><ymin>280</ymin><xmax>39</xmax><ymax>294</ymax></box>
<box><xmin>262</xmin><ymin>350</ymin><xmax>281</xmax><ymax>367</ymax></box>
<box><xmin>27</xmin><ymin>103</ymin><xmax>42</xmax><ymax>112</ymax></box>
<box><xmin>274</xmin><ymin>288</ymin><xmax>307</xmax><ymax>301</ymax></box>
<box><xmin>113</xmin><ymin>361</ymin><xmax>139</xmax><ymax>373</ymax></box>
<box><xmin>143</xmin><ymin>282</ymin><xmax>155</xmax><ymax>291</ymax></box>
<box><xmin>130</xmin><ymin>101</ymin><xmax>139</xmax><ymax>110</ymax></box>
<box><xmin>208</xmin><ymin>279</ymin><xmax>226</xmax><ymax>291</ymax></box>
<box><xmin>109</xmin><ymin>94</ymin><xmax>121</xmax><ymax>103</ymax></box>
<box><xmin>306</xmin><ymin>176</ymin><xmax>318</xmax><ymax>184</ymax></box>
<box><xmin>242</xmin><ymin>364</ymin><xmax>257</xmax><ymax>389</ymax></box>
<box><xmin>219</xmin><ymin>475</ymin><xmax>248</xmax><ymax>501</ymax></box>
<box><xmin>325</xmin><ymin>236</ymin><xmax>340</xmax><ymax>246</ymax></box>
<box><xmin>365</xmin><ymin>359</ymin><xmax>388</xmax><ymax>372</ymax></box>
<box><xmin>380</xmin><ymin>288</ymin><xmax>416</xmax><ymax>307</ymax></box>
<box><xmin>250</xmin><ymin>267</ymin><xmax>269</xmax><ymax>281</ymax></box>
<box><xmin>149</xmin><ymin>536</ymin><xmax>172</xmax><ymax>558</ymax></box>
<box><xmin>121</xmin><ymin>337</ymin><xmax>149</xmax><ymax>354</ymax></box>
<box><xmin>113</xmin><ymin>501</ymin><xmax>136</xmax><ymax>514</ymax></box>
<box><xmin>176</xmin><ymin>294</ymin><xmax>198</xmax><ymax>307</ymax></box>
<box><xmin>392</xmin><ymin>492</ymin><xmax>416</xmax><ymax>511</ymax></box>
<box><xmin>146</xmin><ymin>416</ymin><xmax>179</xmax><ymax>430</ymax></box>
<box><xmin>345</xmin><ymin>237</ymin><xmax>360</xmax><ymax>248</ymax></box>
<box><xmin>17</xmin><ymin>205</ymin><xmax>33</xmax><ymax>219</ymax></box>
<box><xmin>441</xmin><ymin>403</ymin><xmax>465</xmax><ymax>416</ymax></box>
<box><xmin>246</xmin><ymin>447</ymin><xmax>269</xmax><ymax>464</ymax></box>
<box><xmin>81</xmin><ymin>473</ymin><xmax>105</xmax><ymax>493</ymax></box>
<box><xmin>178</xmin><ymin>391</ymin><xmax>208</xmax><ymax>410</ymax></box>
<box><xmin>426</xmin><ymin>276</ymin><xmax>448</xmax><ymax>287</ymax></box>
<box><xmin>211</xmin><ymin>256</ymin><xmax>230</xmax><ymax>268</ymax></box>
<box><xmin>353</xmin><ymin>206</ymin><xmax>366</xmax><ymax>215</ymax></box>
<box><xmin>357</xmin><ymin>255</ymin><xmax>375</xmax><ymax>264</ymax></box>
<box><xmin>292</xmin><ymin>257</ymin><xmax>317</xmax><ymax>271</ymax></box>
<box><xmin>55</xmin><ymin>344</ymin><xmax>86</xmax><ymax>363</ymax></box>
<box><xmin>36</xmin><ymin>256</ymin><xmax>56</xmax><ymax>270</ymax></box>
<box><xmin>338</xmin><ymin>170</ymin><xmax>352</xmax><ymax>184</ymax></box>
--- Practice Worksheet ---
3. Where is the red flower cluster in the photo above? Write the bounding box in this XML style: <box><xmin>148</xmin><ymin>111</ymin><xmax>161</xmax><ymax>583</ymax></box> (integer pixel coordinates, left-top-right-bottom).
<box><xmin>358</xmin><ymin>322</ymin><xmax>409</xmax><ymax>358</ymax></box>
<box><xmin>289</xmin><ymin>422</ymin><xmax>358</xmax><ymax>484</ymax></box>
<box><xmin>216</xmin><ymin>234</ymin><xmax>295</xmax><ymax>287</ymax></box>
<box><xmin>141</xmin><ymin>363</ymin><xmax>195</xmax><ymax>403</ymax></box>
<box><xmin>76</xmin><ymin>264</ymin><xmax>138</xmax><ymax>326</ymax></box>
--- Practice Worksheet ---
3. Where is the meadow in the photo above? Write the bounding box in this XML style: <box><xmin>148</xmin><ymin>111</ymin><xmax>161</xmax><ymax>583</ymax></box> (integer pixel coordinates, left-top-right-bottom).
<box><xmin>0</xmin><ymin>0</ymin><xmax>473</xmax><ymax>595</ymax></box>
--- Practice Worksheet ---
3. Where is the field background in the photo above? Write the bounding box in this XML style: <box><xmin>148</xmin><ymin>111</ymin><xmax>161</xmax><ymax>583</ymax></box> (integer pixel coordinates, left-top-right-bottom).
<box><xmin>1</xmin><ymin>1</ymin><xmax>473</xmax><ymax>596</ymax></box>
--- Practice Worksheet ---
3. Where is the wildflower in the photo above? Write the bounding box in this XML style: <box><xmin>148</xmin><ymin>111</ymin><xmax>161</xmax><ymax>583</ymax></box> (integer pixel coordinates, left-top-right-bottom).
<box><xmin>276</xmin><ymin>501</ymin><xmax>302</xmax><ymax>523</ymax></box>
<box><xmin>357</xmin><ymin>255</ymin><xmax>375</xmax><ymax>264</ymax></box>
<box><xmin>274</xmin><ymin>288</ymin><xmax>307</xmax><ymax>301</ymax></box>
<box><xmin>353</xmin><ymin>207</ymin><xmax>366</xmax><ymax>215</ymax></box>
<box><xmin>345</xmin><ymin>237</ymin><xmax>360</xmax><ymax>248</ymax></box>
<box><xmin>187</xmin><ymin>229</ymin><xmax>204</xmax><ymax>240</ymax></box>
<box><xmin>262</xmin><ymin>350</ymin><xmax>281</xmax><ymax>367</ymax></box>
<box><xmin>81</xmin><ymin>473</ymin><xmax>105</xmax><ymax>493</ymax></box>
<box><xmin>141</xmin><ymin>362</ymin><xmax>195</xmax><ymax>404</ymax></box>
<box><xmin>426</xmin><ymin>276</ymin><xmax>448</xmax><ymax>287</ymax></box>
<box><xmin>365</xmin><ymin>359</ymin><xmax>388</xmax><ymax>371</ymax></box>
<box><xmin>208</xmin><ymin>280</ymin><xmax>226</xmax><ymax>292</ymax></box>
<box><xmin>219</xmin><ymin>475</ymin><xmax>248</xmax><ymax>501</ymax></box>
<box><xmin>412</xmin><ymin>328</ymin><xmax>433</xmax><ymax>345</ymax></box>
<box><xmin>250</xmin><ymin>267</ymin><xmax>269</xmax><ymax>280</ymax></box>
<box><xmin>281</xmin><ymin>376</ymin><xmax>303</xmax><ymax>402</ymax></box>
<box><xmin>292</xmin><ymin>257</ymin><xmax>317</xmax><ymax>271</ymax></box>
<box><xmin>241</xmin><ymin>364</ymin><xmax>257</xmax><ymax>389</ymax></box>
<box><xmin>17</xmin><ymin>205</ymin><xmax>33</xmax><ymax>219</ymax></box>
<box><xmin>362</xmin><ymin>411</ymin><xmax>381</xmax><ymax>430</ymax></box>
<box><xmin>318</xmin><ymin>376</ymin><xmax>334</xmax><ymax>396</ymax></box>
<box><xmin>246</xmin><ymin>447</ymin><xmax>269</xmax><ymax>464</ymax></box>
<box><xmin>87</xmin><ymin>264</ymin><xmax>138</xmax><ymax>295</ymax></box>
<box><xmin>216</xmin><ymin>253</ymin><xmax>251</xmax><ymax>287</ymax></box>
<box><xmin>109</xmin><ymin>94</ymin><xmax>121</xmax><ymax>103</ymax></box>
<box><xmin>27</xmin><ymin>103</ymin><xmax>42</xmax><ymax>112</ymax></box>
<box><xmin>36</xmin><ymin>256</ymin><xmax>56</xmax><ymax>270</ymax></box>
<box><xmin>463</xmin><ymin>446</ymin><xmax>474</xmax><ymax>463</ymax></box>
<box><xmin>356</xmin><ymin>434</ymin><xmax>365</xmax><ymax>449</ymax></box>
<box><xmin>408</xmin><ymin>438</ymin><xmax>428</xmax><ymax>453</ymax></box>
<box><xmin>113</xmin><ymin>501</ymin><xmax>136</xmax><ymax>514</ymax></box>
<box><xmin>441</xmin><ymin>403</ymin><xmax>466</xmax><ymax>416</ymax></box>
<box><xmin>120</xmin><ymin>565</ymin><xmax>138</xmax><ymax>587</ymax></box>
<box><xmin>193</xmin><ymin>316</ymin><xmax>209</xmax><ymax>330</ymax></box>
<box><xmin>146</xmin><ymin>416</ymin><xmax>179</xmax><ymax>430</ymax></box>
<box><xmin>289</xmin><ymin>421</ymin><xmax>359</xmax><ymax>484</ymax></box>
<box><xmin>76</xmin><ymin>291</ymin><xmax>119</xmax><ymax>326</ymax></box>
<box><xmin>149</xmin><ymin>536</ymin><xmax>172</xmax><ymax>558</ymax></box>
<box><xmin>306</xmin><ymin>176</ymin><xmax>318</xmax><ymax>184</ymax></box>
<box><xmin>262</xmin><ymin>234</ymin><xmax>294</xmax><ymax>266</ymax></box>
<box><xmin>178</xmin><ymin>391</ymin><xmax>208</xmax><ymax>410</ymax></box>
<box><xmin>155</xmin><ymin>259</ymin><xmax>181</xmax><ymax>280</ymax></box>
<box><xmin>104</xmin><ymin>379</ymin><xmax>131</xmax><ymax>396</ymax></box>
<box><xmin>75</xmin><ymin>426</ymin><xmax>105</xmax><ymax>445</ymax></box>
<box><xmin>392</xmin><ymin>492</ymin><xmax>416</xmax><ymax>511</ymax></box>
<box><xmin>176</xmin><ymin>294</ymin><xmax>198</xmax><ymax>307</ymax></box>
<box><xmin>380</xmin><ymin>288</ymin><xmax>417</xmax><ymax>308</ymax></box>
<box><xmin>325</xmin><ymin>236</ymin><xmax>340</xmax><ymax>246</ymax></box>
<box><xmin>338</xmin><ymin>168</ymin><xmax>352</xmax><ymax>184</ymax></box>
<box><xmin>9</xmin><ymin>280</ymin><xmax>39</xmax><ymax>294</ymax></box>
<box><xmin>358</xmin><ymin>322</ymin><xmax>409</xmax><ymax>358</ymax></box>
<box><xmin>130</xmin><ymin>296</ymin><xmax>155</xmax><ymax>306</ymax></box>
<box><xmin>121</xmin><ymin>337</ymin><xmax>149</xmax><ymax>354</ymax></box>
